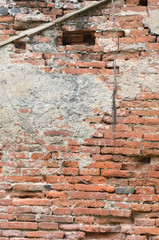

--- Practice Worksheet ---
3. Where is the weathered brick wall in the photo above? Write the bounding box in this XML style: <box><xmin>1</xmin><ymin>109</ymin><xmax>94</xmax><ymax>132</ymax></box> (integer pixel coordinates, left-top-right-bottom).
<box><xmin>0</xmin><ymin>0</ymin><xmax>159</xmax><ymax>239</ymax></box>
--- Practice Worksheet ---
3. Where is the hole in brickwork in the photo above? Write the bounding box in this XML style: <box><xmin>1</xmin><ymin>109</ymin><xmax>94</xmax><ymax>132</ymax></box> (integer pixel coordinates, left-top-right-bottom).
<box><xmin>138</xmin><ymin>156</ymin><xmax>151</xmax><ymax>164</ymax></box>
<box><xmin>14</xmin><ymin>42</ymin><xmax>26</xmax><ymax>50</ymax></box>
<box><xmin>62</xmin><ymin>30</ymin><xmax>95</xmax><ymax>46</ymax></box>
<box><xmin>44</xmin><ymin>185</ymin><xmax>51</xmax><ymax>190</ymax></box>
<box><xmin>139</xmin><ymin>0</ymin><xmax>147</xmax><ymax>6</ymax></box>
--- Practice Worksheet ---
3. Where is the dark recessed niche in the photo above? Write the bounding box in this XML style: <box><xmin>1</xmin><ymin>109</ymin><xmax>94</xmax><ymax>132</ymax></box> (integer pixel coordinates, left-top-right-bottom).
<box><xmin>14</xmin><ymin>42</ymin><xmax>26</xmax><ymax>50</ymax></box>
<box><xmin>62</xmin><ymin>30</ymin><xmax>95</xmax><ymax>46</ymax></box>
<box><xmin>139</xmin><ymin>0</ymin><xmax>147</xmax><ymax>6</ymax></box>
<box><xmin>138</xmin><ymin>156</ymin><xmax>151</xmax><ymax>164</ymax></box>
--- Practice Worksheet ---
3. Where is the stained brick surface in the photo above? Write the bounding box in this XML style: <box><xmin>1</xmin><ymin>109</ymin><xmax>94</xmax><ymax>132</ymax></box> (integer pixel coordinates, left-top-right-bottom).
<box><xmin>0</xmin><ymin>0</ymin><xmax>159</xmax><ymax>239</ymax></box>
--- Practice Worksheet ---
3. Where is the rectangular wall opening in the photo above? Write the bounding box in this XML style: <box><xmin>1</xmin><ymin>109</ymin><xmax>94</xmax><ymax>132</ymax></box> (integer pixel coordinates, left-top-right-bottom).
<box><xmin>62</xmin><ymin>30</ymin><xmax>95</xmax><ymax>46</ymax></box>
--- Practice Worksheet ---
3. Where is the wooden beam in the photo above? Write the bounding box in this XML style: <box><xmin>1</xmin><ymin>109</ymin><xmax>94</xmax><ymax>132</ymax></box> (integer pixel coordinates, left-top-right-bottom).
<box><xmin>0</xmin><ymin>0</ymin><xmax>111</xmax><ymax>48</ymax></box>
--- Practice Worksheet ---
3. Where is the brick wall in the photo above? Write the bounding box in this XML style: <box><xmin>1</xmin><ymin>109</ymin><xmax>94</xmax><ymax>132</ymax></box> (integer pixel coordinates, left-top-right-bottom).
<box><xmin>0</xmin><ymin>0</ymin><xmax>159</xmax><ymax>239</ymax></box>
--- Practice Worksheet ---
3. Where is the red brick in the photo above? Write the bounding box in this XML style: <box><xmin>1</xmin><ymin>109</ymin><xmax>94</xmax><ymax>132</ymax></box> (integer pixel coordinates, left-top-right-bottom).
<box><xmin>143</xmin><ymin>142</ymin><xmax>159</xmax><ymax>149</ymax></box>
<box><xmin>131</xmin><ymin>204</ymin><xmax>152</xmax><ymax>212</ymax></box>
<box><xmin>146</xmin><ymin>42</ymin><xmax>159</xmax><ymax>50</ymax></box>
<box><xmin>0</xmin><ymin>191</ymin><xmax>6</xmax><ymax>198</ymax></box>
<box><xmin>68</xmin><ymin>191</ymin><xmax>106</xmax><ymax>199</ymax></box>
<box><xmin>123</xmin><ymin>141</ymin><xmax>141</xmax><ymax>148</ymax></box>
<box><xmin>46</xmin><ymin>175</ymin><xmax>67</xmax><ymax>183</ymax></box>
<box><xmin>0</xmin><ymin>213</ymin><xmax>15</xmax><ymax>220</ymax></box>
<box><xmin>127</xmin><ymin>194</ymin><xmax>153</xmax><ymax>202</ymax></box>
<box><xmin>74</xmin><ymin>200</ymin><xmax>105</xmax><ymax>208</ymax></box>
<box><xmin>101</xmin><ymin>169</ymin><xmax>130</xmax><ymax>178</ymax></box>
<box><xmin>119</xmin><ymin>37</ymin><xmax>135</xmax><ymax>43</ymax></box>
<box><xmin>51</xmin><ymin>183</ymin><xmax>74</xmax><ymax>191</ymax></box>
<box><xmin>136</xmin><ymin>36</ymin><xmax>156</xmax><ymax>42</ymax></box>
<box><xmin>60</xmin><ymin>223</ymin><xmax>100</xmax><ymax>233</ymax></box>
<box><xmin>119</xmin><ymin>21</ymin><xmax>143</xmax><ymax>29</ymax></box>
<box><xmin>152</xmin><ymin>204</ymin><xmax>159</xmax><ymax>212</ymax></box>
<box><xmin>13</xmin><ymin>199</ymin><xmax>51</xmax><ymax>206</ymax></box>
<box><xmin>144</xmin><ymin>134</ymin><xmax>159</xmax><ymax>141</ymax></box>
<box><xmin>135</xmin><ymin>227</ymin><xmax>159</xmax><ymax>235</ymax></box>
<box><xmin>0</xmin><ymin>222</ymin><xmax>37</xmax><ymax>230</ymax></box>
<box><xmin>110</xmin><ymin>209</ymin><xmax>131</xmax><ymax>217</ymax></box>
<box><xmin>7</xmin><ymin>176</ymin><xmax>44</xmax><ymax>183</ymax></box>
<box><xmin>80</xmin><ymin>168</ymin><xmax>100</xmax><ymax>176</ymax></box>
<box><xmin>0</xmin><ymin>199</ymin><xmax>12</xmax><ymax>206</ymax></box>
<box><xmin>38</xmin><ymin>222</ymin><xmax>58</xmax><ymax>230</ymax></box>
<box><xmin>135</xmin><ymin>187</ymin><xmax>155</xmax><ymax>195</ymax></box>
<box><xmin>39</xmin><ymin>36</ymin><xmax>50</xmax><ymax>43</ymax></box>
<box><xmin>146</xmin><ymin>172</ymin><xmax>159</xmax><ymax>178</ymax></box>
<box><xmin>60</xmin><ymin>68</ymin><xmax>99</xmax><ymax>75</ymax></box>
<box><xmin>75</xmin><ymin>216</ymin><xmax>94</xmax><ymax>224</ymax></box>
<box><xmin>115</xmin><ymin>202</ymin><xmax>131</xmax><ymax>209</ymax></box>
<box><xmin>92</xmin><ymin>155</ymin><xmax>112</xmax><ymax>161</ymax></box>
<box><xmin>2</xmin><ymin>230</ymin><xmax>22</xmax><ymax>237</ymax></box>
<box><xmin>22</xmin><ymin>168</ymin><xmax>41</xmax><ymax>176</ymax></box>
<box><xmin>120</xmin><ymin>100</ymin><xmax>159</xmax><ymax>109</ymax></box>
<box><xmin>130</xmin><ymin>29</ymin><xmax>149</xmax><ymax>36</ymax></box>
<box><xmin>23</xmin><ymin>231</ymin><xmax>64</xmax><ymax>238</ymax></box>
<box><xmin>132</xmin><ymin>109</ymin><xmax>159</xmax><ymax>116</ymax></box>
<box><xmin>115</xmin><ymin>124</ymin><xmax>132</xmax><ymax>132</ymax></box>
<box><xmin>53</xmin><ymin>207</ymin><xmax>71</xmax><ymax>215</ymax></box>
<box><xmin>135</xmin><ymin>218</ymin><xmax>156</xmax><ymax>226</ymax></box>
<box><xmin>67</xmin><ymin>60</ymin><xmax>105</xmax><ymax>68</ymax></box>
<box><xmin>0</xmin><ymin>16</ymin><xmax>13</xmax><ymax>22</ymax></box>
<box><xmin>80</xmin><ymin>146</ymin><xmax>100</xmax><ymax>153</ymax></box>
<box><xmin>134</xmin><ymin>125</ymin><xmax>159</xmax><ymax>133</ymax></box>
<box><xmin>73</xmin><ymin>208</ymin><xmax>109</xmax><ymax>216</ymax></box>
<box><xmin>65</xmin><ymin>139</ymin><xmax>80</xmax><ymax>146</ymax></box>
<box><xmin>13</xmin><ymin>184</ymin><xmax>44</xmax><ymax>192</ymax></box>
<box><xmin>16</xmin><ymin>214</ymin><xmax>35</xmax><ymax>222</ymax></box>
<box><xmin>53</xmin><ymin>199</ymin><xmax>72</xmax><ymax>207</ymax></box>
<box><xmin>84</xmin><ymin>138</ymin><xmax>122</xmax><ymax>147</ymax></box>
<box><xmin>100</xmin><ymin>69</ymin><xmax>114</xmax><ymax>75</ymax></box>
<box><xmin>59</xmin><ymin>224</ymin><xmax>81</xmax><ymax>231</ymax></box>
<box><xmin>46</xmin><ymin>191</ymin><xmax>66</xmax><ymax>198</ymax></box>
<box><xmin>107</xmin><ymin>194</ymin><xmax>126</xmax><ymax>202</ymax></box>
<box><xmin>36</xmin><ymin>215</ymin><xmax>73</xmax><ymax>223</ymax></box>
<box><xmin>64</xmin><ymin>231</ymin><xmax>85</xmax><ymax>239</ymax></box>
<box><xmin>130</xmin><ymin>178</ymin><xmax>159</xmax><ymax>187</ymax></box>
<box><xmin>156</xmin><ymin>219</ymin><xmax>159</xmax><ymax>226</ymax></box>
<box><xmin>89</xmin><ymin>161</ymin><xmax>122</xmax><ymax>169</ymax></box>
<box><xmin>8</xmin><ymin>152</ymin><xmax>26</xmax><ymax>159</ymax></box>
<box><xmin>101</xmin><ymin>147</ymin><xmax>140</xmax><ymax>155</ymax></box>
<box><xmin>74</xmin><ymin>184</ymin><xmax>114</xmax><ymax>192</ymax></box>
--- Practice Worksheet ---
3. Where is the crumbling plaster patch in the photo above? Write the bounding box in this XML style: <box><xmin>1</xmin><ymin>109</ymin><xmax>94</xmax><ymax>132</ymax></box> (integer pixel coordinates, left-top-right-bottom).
<box><xmin>0</xmin><ymin>46</ymin><xmax>112</xmax><ymax>142</ymax></box>
<box><xmin>145</xmin><ymin>9</ymin><xmax>159</xmax><ymax>35</ymax></box>
<box><xmin>117</xmin><ymin>55</ymin><xmax>159</xmax><ymax>99</ymax></box>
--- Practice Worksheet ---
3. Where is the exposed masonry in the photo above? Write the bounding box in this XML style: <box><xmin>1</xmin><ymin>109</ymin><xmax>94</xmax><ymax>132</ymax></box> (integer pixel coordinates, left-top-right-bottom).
<box><xmin>0</xmin><ymin>0</ymin><xmax>159</xmax><ymax>239</ymax></box>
